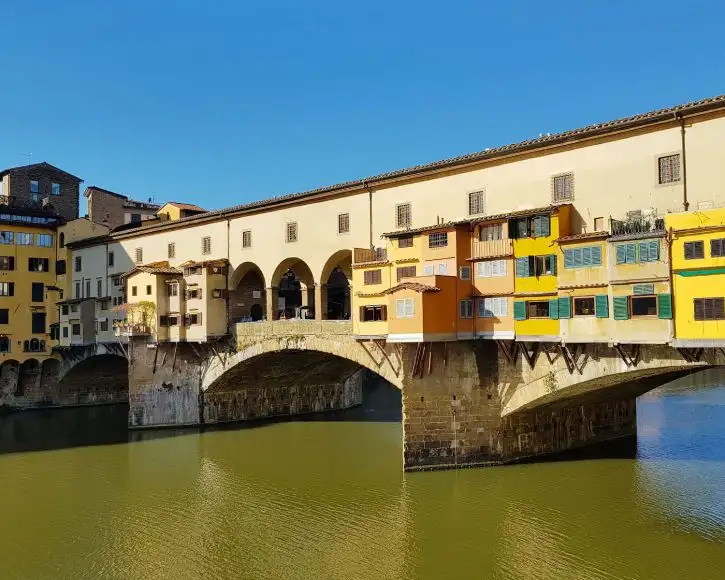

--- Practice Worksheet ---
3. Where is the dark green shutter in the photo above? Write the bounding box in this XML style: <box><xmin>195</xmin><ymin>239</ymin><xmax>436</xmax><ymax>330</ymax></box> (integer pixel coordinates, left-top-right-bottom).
<box><xmin>549</xmin><ymin>298</ymin><xmax>559</xmax><ymax>319</ymax></box>
<box><xmin>595</xmin><ymin>295</ymin><xmax>609</xmax><ymax>318</ymax></box>
<box><xmin>581</xmin><ymin>246</ymin><xmax>592</xmax><ymax>267</ymax></box>
<box><xmin>541</xmin><ymin>216</ymin><xmax>551</xmax><ymax>237</ymax></box>
<box><xmin>549</xmin><ymin>254</ymin><xmax>557</xmax><ymax>275</ymax></box>
<box><xmin>515</xmin><ymin>257</ymin><xmax>529</xmax><ymax>277</ymax></box>
<box><xmin>649</xmin><ymin>240</ymin><xmax>660</xmax><ymax>261</ymax></box>
<box><xmin>616</xmin><ymin>245</ymin><xmax>627</xmax><ymax>264</ymax></box>
<box><xmin>591</xmin><ymin>246</ymin><xmax>602</xmax><ymax>266</ymax></box>
<box><xmin>613</xmin><ymin>296</ymin><xmax>630</xmax><ymax>320</ymax></box>
<box><xmin>625</xmin><ymin>243</ymin><xmax>636</xmax><ymax>264</ymax></box>
<box><xmin>558</xmin><ymin>296</ymin><xmax>571</xmax><ymax>319</ymax></box>
<box><xmin>657</xmin><ymin>294</ymin><xmax>673</xmax><ymax>319</ymax></box>
<box><xmin>513</xmin><ymin>301</ymin><xmax>527</xmax><ymax>320</ymax></box>
<box><xmin>638</xmin><ymin>241</ymin><xmax>650</xmax><ymax>262</ymax></box>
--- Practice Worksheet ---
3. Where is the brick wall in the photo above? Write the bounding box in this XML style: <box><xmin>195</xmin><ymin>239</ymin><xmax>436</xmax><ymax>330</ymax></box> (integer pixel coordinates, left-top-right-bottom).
<box><xmin>87</xmin><ymin>189</ymin><xmax>126</xmax><ymax>229</ymax></box>
<box><xmin>7</xmin><ymin>165</ymin><xmax>80</xmax><ymax>221</ymax></box>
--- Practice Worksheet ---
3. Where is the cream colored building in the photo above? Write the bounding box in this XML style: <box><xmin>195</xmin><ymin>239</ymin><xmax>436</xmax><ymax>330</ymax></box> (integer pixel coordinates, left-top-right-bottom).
<box><xmin>66</xmin><ymin>94</ymin><xmax>725</xmax><ymax>345</ymax></box>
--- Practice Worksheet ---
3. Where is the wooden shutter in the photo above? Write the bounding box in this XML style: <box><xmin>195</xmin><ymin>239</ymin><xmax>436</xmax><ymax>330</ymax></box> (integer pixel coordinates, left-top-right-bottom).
<box><xmin>558</xmin><ymin>296</ymin><xmax>571</xmax><ymax>319</ymax></box>
<box><xmin>513</xmin><ymin>301</ymin><xmax>527</xmax><ymax>320</ymax></box>
<box><xmin>657</xmin><ymin>294</ymin><xmax>672</xmax><ymax>319</ymax></box>
<box><xmin>694</xmin><ymin>298</ymin><xmax>705</xmax><ymax>321</ymax></box>
<box><xmin>638</xmin><ymin>241</ymin><xmax>650</xmax><ymax>262</ymax></box>
<box><xmin>616</xmin><ymin>245</ymin><xmax>627</xmax><ymax>264</ymax></box>
<box><xmin>613</xmin><ymin>296</ymin><xmax>630</xmax><ymax>320</ymax></box>
<box><xmin>548</xmin><ymin>298</ymin><xmax>559</xmax><ymax>319</ymax></box>
<box><xmin>540</xmin><ymin>216</ymin><xmax>551</xmax><ymax>237</ymax></box>
<box><xmin>633</xmin><ymin>284</ymin><xmax>654</xmax><ymax>295</ymax></box>
<box><xmin>359</xmin><ymin>306</ymin><xmax>366</xmax><ymax>322</ymax></box>
<box><xmin>591</xmin><ymin>246</ymin><xmax>602</xmax><ymax>266</ymax></box>
<box><xmin>648</xmin><ymin>240</ymin><xmax>660</xmax><ymax>261</ymax></box>
<box><xmin>595</xmin><ymin>295</ymin><xmax>609</xmax><ymax>318</ymax></box>
<box><xmin>625</xmin><ymin>243</ymin><xmax>636</xmax><ymax>264</ymax></box>
<box><xmin>380</xmin><ymin>305</ymin><xmax>387</xmax><ymax>321</ymax></box>
<box><xmin>581</xmin><ymin>246</ymin><xmax>592</xmax><ymax>267</ymax></box>
<box><xmin>549</xmin><ymin>255</ymin><xmax>557</xmax><ymax>275</ymax></box>
<box><xmin>564</xmin><ymin>249</ymin><xmax>573</xmax><ymax>269</ymax></box>
<box><xmin>515</xmin><ymin>257</ymin><xmax>529</xmax><ymax>277</ymax></box>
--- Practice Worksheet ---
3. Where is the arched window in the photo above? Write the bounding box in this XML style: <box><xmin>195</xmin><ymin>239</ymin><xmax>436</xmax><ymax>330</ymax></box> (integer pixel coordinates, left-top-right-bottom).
<box><xmin>0</xmin><ymin>336</ymin><xmax>9</xmax><ymax>352</ymax></box>
<box><xmin>29</xmin><ymin>338</ymin><xmax>40</xmax><ymax>352</ymax></box>
<box><xmin>59</xmin><ymin>232</ymin><xmax>65</xmax><ymax>248</ymax></box>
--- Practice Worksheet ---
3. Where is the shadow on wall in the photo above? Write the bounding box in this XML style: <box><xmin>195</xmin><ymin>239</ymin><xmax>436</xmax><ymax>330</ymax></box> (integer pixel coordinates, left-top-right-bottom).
<box><xmin>0</xmin><ymin>371</ymin><xmax>401</xmax><ymax>456</ymax></box>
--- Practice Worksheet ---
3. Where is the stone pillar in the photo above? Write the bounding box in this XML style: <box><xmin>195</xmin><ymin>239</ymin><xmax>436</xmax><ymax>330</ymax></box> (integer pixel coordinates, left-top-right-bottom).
<box><xmin>265</xmin><ymin>286</ymin><xmax>277</xmax><ymax>321</ymax></box>
<box><xmin>314</xmin><ymin>284</ymin><xmax>326</xmax><ymax>320</ymax></box>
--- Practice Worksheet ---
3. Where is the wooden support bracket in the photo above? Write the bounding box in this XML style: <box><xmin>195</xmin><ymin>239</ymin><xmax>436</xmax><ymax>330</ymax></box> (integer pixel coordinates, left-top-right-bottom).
<box><xmin>615</xmin><ymin>344</ymin><xmax>641</xmax><ymax>368</ymax></box>
<box><xmin>677</xmin><ymin>347</ymin><xmax>704</xmax><ymax>363</ymax></box>
<box><xmin>519</xmin><ymin>342</ymin><xmax>540</xmax><ymax>370</ymax></box>
<box><xmin>496</xmin><ymin>340</ymin><xmax>518</xmax><ymax>365</ymax></box>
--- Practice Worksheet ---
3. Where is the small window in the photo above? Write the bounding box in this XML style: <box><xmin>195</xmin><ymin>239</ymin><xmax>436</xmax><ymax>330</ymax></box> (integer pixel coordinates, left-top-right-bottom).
<box><xmin>632</xmin><ymin>296</ymin><xmax>657</xmax><ymax>317</ymax></box>
<box><xmin>28</xmin><ymin>258</ymin><xmax>50</xmax><ymax>272</ymax></box>
<box><xmin>694</xmin><ymin>297</ymin><xmax>725</xmax><ymax>321</ymax></box>
<box><xmin>74</xmin><ymin>282</ymin><xmax>80</xmax><ymax>298</ymax></box>
<box><xmin>59</xmin><ymin>232</ymin><xmax>65</xmax><ymax>247</ymax></box>
<box><xmin>468</xmin><ymin>191</ymin><xmax>485</xmax><ymax>216</ymax></box>
<box><xmin>130</xmin><ymin>214</ymin><xmax>142</xmax><ymax>224</ymax></box>
<box><xmin>85</xmin><ymin>280</ymin><xmax>91</xmax><ymax>298</ymax></box>
<box><xmin>62</xmin><ymin>326</ymin><xmax>68</xmax><ymax>338</ymax></box>
<box><xmin>187</xmin><ymin>287</ymin><xmax>202</xmax><ymax>299</ymax></box>
<box><xmin>286</xmin><ymin>222</ymin><xmax>298</xmax><ymax>243</ymax></box>
<box><xmin>338</xmin><ymin>213</ymin><xmax>350</xmax><ymax>234</ymax></box>
<box><xmin>16</xmin><ymin>233</ymin><xmax>33</xmax><ymax>246</ymax></box>
<box><xmin>684</xmin><ymin>241</ymin><xmax>704</xmax><ymax>260</ymax></box>
<box><xmin>201</xmin><ymin>236</ymin><xmax>211</xmax><ymax>255</ymax></box>
<box><xmin>361</xmin><ymin>305</ymin><xmax>386</xmax><ymax>322</ymax></box>
<box><xmin>242</xmin><ymin>230</ymin><xmax>252</xmax><ymax>248</ymax></box>
<box><xmin>438</xmin><ymin>263</ymin><xmax>448</xmax><ymax>275</ymax></box>
<box><xmin>423</xmin><ymin>264</ymin><xmax>434</xmax><ymax>276</ymax></box>
<box><xmin>0</xmin><ymin>309</ymin><xmax>9</xmax><ymax>324</ymax></box>
<box><xmin>395</xmin><ymin>298</ymin><xmax>415</xmax><ymax>318</ymax></box>
<box><xmin>0</xmin><ymin>336</ymin><xmax>9</xmax><ymax>352</ymax></box>
<box><xmin>56</xmin><ymin>259</ymin><xmax>66</xmax><ymax>275</ymax></box>
<box><xmin>459</xmin><ymin>299</ymin><xmax>474</xmax><ymax>319</ymax></box>
<box><xmin>0</xmin><ymin>282</ymin><xmax>13</xmax><ymax>296</ymax></box>
<box><xmin>711</xmin><ymin>239</ymin><xmax>725</xmax><ymax>258</ymax></box>
<box><xmin>573</xmin><ymin>297</ymin><xmax>596</xmax><ymax>317</ymax></box>
<box><xmin>135</xmin><ymin>247</ymin><xmax>143</xmax><ymax>264</ymax></box>
<box><xmin>658</xmin><ymin>154</ymin><xmax>681</xmax><ymax>184</ymax></box>
<box><xmin>31</xmin><ymin>282</ymin><xmax>44</xmax><ymax>303</ymax></box>
<box><xmin>479</xmin><ymin>223</ymin><xmax>503</xmax><ymax>241</ymax></box>
<box><xmin>459</xmin><ymin>266</ymin><xmax>471</xmax><ymax>280</ymax></box>
<box><xmin>131</xmin><ymin>286</ymin><xmax>138</xmax><ymax>297</ymax></box>
<box><xmin>552</xmin><ymin>173</ymin><xmax>574</xmax><ymax>202</ymax></box>
<box><xmin>51</xmin><ymin>182</ymin><xmax>61</xmax><ymax>196</ymax></box>
<box><xmin>363</xmin><ymin>269</ymin><xmax>382</xmax><ymax>285</ymax></box>
<box><xmin>31</xmin><ymin>312</ymin><xmax>46</xmax><ymax>334</ymax></box>
<box><xmin>527</xmin><ymin>300</ymin><xmax>550</xmax><ymax>318</ymax></box>
<box><xmin>168</xmin><ymin>283</ymin><xmax>179</xmax><ymax>297</ymax></box>
<box><xmin>36</xmin><ymin>234</ymin><xmax>53</xmax><ymax>247</ymax></box>
<box><xmin>593</xmin><ymin>217</ymin><xmax>604</xmax><ymax>231</ymax></box>
<box><xmin>476</xmin><ymin>260</ymin><xmax>507</xmax><ymax>278</ymax></box>
<box><xmin>0</xmin><ymin>231</ymin><xmax>13</xmax><ymax>244</ymax></box>
<box><xmin>30</xmin><ymin>180</ymin><xmax>39</xmax><ymax>194</ymax></box>
<box><xmin>398</xmin><ymin>236</ymin><xmax>413</xmax><ymax>248</ymax></box>
<box><xmin>534</xmin><ymin>255</ymin><xmax>557</xmax><ymax>276</ymax></box>
<box><xmin>168</xmin><ymin>243</ymin><xmax>176</xmax><ymax>259</ymax></box>
<box><xmin>187</xmin><ymin>312</ymin><xmax>202</xmax><ymax>325</ymax></box>
<box><xmin>108</xmin><ymin>252</ymin><xmax>114</xmax><ymax>267</ymax></box>
<box><xmin>97</xmin><ymin>279</ymin><xmax>103</xmax><ymax>297</ymax></box>
<box><xmin>395</xmin><ymin>203</ymin><xmax>411</xmax><ymax>229</ymax></box>
<box><xmin>428</xmin><ymin>232</ymin><xmax>448</xmax><ymax>248</ymax></box>
<box><xmin>146</xmin><ymin>285</ymin><xmax>152</xmax><ymax>295</ymax></box>
<box><xmin>99</xmin><ymin>320</ymin><xmax>109</xmax><ymax>332</ymax></box>
<box><xmin>0</xmin><ymin>256</ymin><xmax>13</xmax><ymax>271</ymax></box>
<box><xmin>75</xmin><ymin>256</ymin><xmax>82</xmax><ymax>272</ymax></box>
<box><xmin>72</xmin><ymin>324</ymin><xmax>81</xmax><ymax>336</ymax></box>
<box><xmin>396</xmin><ymin>266</ymin><xmax>416</xmax><ymax>282</ymax></box>
<box><xmin>478</xmin><ymin>297</ymin><xmax>508</xmax><ymax>318</ymax></box>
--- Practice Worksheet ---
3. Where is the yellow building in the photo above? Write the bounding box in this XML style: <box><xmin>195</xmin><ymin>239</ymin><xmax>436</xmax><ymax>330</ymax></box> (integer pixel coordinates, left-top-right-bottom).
<box><xmin>667</xmin><ymin>207</ymin><xmax>725</xmax><ymax>347</ymax></box>
<box><xmin>0</xmin><ymin>211</ymin><xmax>61</xmax><ymax>362</ymax></box>
<box><xmin>156</xmin><ymin>202</ymin><xmax>207</xmax><ymax>221</ymax></box>
<box><xmin>513</xmin><ymin>205</ymin><xmax>571</xmax><ymax>341</ymax></box>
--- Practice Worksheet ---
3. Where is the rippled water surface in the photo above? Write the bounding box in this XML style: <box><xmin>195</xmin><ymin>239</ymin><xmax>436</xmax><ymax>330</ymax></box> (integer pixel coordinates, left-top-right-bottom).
<box><xmin>1</xmin><ymin>374</ymin><xmax>725</xmax><ymax>579</ymax></box>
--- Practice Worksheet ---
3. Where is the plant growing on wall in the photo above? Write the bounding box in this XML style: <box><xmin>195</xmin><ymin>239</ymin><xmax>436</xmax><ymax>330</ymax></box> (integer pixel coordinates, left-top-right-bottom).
<box><xmin>112</xmin><ymin>301</ymin><xmax>157</xmax><ymax>334</ymax></box>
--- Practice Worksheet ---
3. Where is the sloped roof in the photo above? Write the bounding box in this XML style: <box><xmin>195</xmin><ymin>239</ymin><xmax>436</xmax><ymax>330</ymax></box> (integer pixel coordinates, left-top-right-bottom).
<box><xmin>123</xmin><ymin>261</ymin><xmax>182</xmax><ymax>278</ymax></box>
<box><xmin>557</xmin><ymin>231</ymin><xmax>610</xmax><ymax>243</ymax></box>
<box><xmin>382</xmin><ymin>282</ymin><xmax>440</xmax><ymax>294</ymax></box>
<box><xmin>159</xmin><ymin>202</ymin><xmax>206</xmax><ymax>212</ymax></box>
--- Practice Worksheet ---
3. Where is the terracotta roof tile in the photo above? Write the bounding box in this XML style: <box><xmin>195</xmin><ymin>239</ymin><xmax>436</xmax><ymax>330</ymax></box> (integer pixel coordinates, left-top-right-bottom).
<box><xmin>557</xmin><ymin>231</ymin><xmax>610</xmax><ymax>243</ymax></box>
<box><xmin>383</xmin><ymin>282</ymin><xmax>440</xmax><ymax>294</ymax></box>
<box><xmin>123</xmin><ymin>261</ymin><xmax>182</xmax><ymax>277</ymax></box>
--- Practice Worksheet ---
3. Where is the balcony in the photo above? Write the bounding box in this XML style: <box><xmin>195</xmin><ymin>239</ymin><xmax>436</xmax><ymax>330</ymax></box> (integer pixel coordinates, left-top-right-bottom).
<box><xmin>610</xmin><ymin>214</ymin><xmax>665</xmax><ymax>238</ymax></box>
<box><xmin>353</xmin><ymin>247</ymin><xmax>387</xmax><ymax>264</ymax></box>
<box><xmin>114</xmin><ymin>322</ymin><xmax>152</xmax><ymax>337</ymax></box>
<box><xmin>471</xmin><ymin>238</ymin><xmax>513</xmax><ymax>259</ymax></box>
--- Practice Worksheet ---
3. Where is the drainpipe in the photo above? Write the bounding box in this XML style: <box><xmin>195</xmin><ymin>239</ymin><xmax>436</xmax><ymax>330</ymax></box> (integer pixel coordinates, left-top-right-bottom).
<box><xmin>676</xmin><ymin>112</ymin><xmax>689</xmax><ymax>212</ymax></box>
<box><xmin>365</xmin><ymin>181</ymin><xmax>373</xmax><ymax>250</ymax></box>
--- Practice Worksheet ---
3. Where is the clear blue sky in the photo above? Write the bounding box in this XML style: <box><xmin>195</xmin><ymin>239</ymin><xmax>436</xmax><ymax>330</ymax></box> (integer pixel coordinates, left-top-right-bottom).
<box><xmin>1</xmin><ymin>0</ymin><xmax>724</xmax><ymax>213</ymax></box>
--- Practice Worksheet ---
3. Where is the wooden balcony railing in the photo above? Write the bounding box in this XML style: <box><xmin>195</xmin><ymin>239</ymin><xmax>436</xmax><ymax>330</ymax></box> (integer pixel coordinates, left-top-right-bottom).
<box><xmin>471</xmin><ymin>238</ymin><xmax>513</xmax><ymax>259</ymax></box>
<box><xmin>353</xmin><ymin>247</ymin><xmax>387</xmax><ymax>264</ymax></box>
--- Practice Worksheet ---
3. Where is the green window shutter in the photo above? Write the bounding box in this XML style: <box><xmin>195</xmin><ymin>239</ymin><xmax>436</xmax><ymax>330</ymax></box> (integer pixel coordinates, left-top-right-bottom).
<box><xmin>541</xmin><ymin>216</ymin><xmax>551</xmax><ymax>237</ymax></box>
<box><xmin>633</xmin><ymin>283</ymin><xmax>654</xmax><ymax>295</ymax></box>
<box><xmin>572</xmin><ymin>248</ymin><xmax>582</xmax><ymax>268</ymax></box>
<box><xmin>564</xmin><ymin>249</ymin><xmax>573</xmax><ymax>269</ymax></box>
<box><xmin>638</xmin><ymin>241</ymin><xmax>650</xmax><ymax>262</ymax></box>
<box><xmin>613</xmin><ymin>296</ymin><xmax>630</xmax><ymax>320</ymax></box>
<box><xmin>515</xmin><ymin>257</ymin><xmax>529</xmax><ymax>277</ymax></box>
<box><xmin>558</xmin><ymin>296</ymin><xmax>571</xmax><ymax>319</ymax></box>
<box><xmin>649</xmin><ymin>240</ymin><xmax>660</xmax><ymax>261</ymax></box>
<box><xmin>549</xmin><ymin>298</ymin><xmax>559</xmax><ymax>319</ymax></box>
<box><xmin>549</xmin><ymin>254</ymin><xmax>557</xmax><ymax>275</ymax></box>
<box><xmin>591</xmin><ymin>246</ymin><xmax>602</xmax><ymax>266</ymax></box>
<box><xmin>657</xmin><ymin>294</ymin><xmax>673</xmax><ymax>319</ymax></box>
<box><xmin>625</xmin><ymin>243</ymin><xmax>636</xmax><ymax>264</ymax></box>
<box><xmin>616</xmin><ymin>244</ymin><xmax>627</xmax><ymax>264</ymax></box>
<box><xmin>532</xmin><ymin>217</ymin><xmax>542</xmax><ymax>238</ymax></box>
<box><xmin>513</xmin><ymin>301</ymin><xmax>527</xmax><ymax>320</ymax></box>
<box><xmin>595</xmin><ymin>295</ymin><xmax>609</xmax><ymax>318</ymax></box>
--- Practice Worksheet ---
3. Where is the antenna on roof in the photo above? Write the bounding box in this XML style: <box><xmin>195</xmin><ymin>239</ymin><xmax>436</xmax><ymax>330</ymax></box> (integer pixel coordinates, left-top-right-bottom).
<box><xmin>25</xmin><ymin>152</ymin><xmax>32</xmax><ymax>166</ymax></box>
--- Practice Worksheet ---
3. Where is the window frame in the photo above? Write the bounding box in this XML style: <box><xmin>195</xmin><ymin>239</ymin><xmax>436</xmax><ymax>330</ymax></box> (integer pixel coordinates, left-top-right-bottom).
<box><xmin>395</xmin><ymin>203</ymin><xmax>412</xmax><ymax>229</ymax></box>
<box><xmin>428</xmin><ymin>232</ymin><xmax>448</xmax><ymax>248</ymax></box>
<box><xmin>395</xmin><ymin>297</ymin><xmax>415</xmax><ymax>318</ymax></box>
<box><xmin>459</xmin><ymin>266</ymin><xmax>471</xmax><ymax>280</ymax></box>
<box><xmin>551</xmin><ymin>172</ymin><xmax>574</xmax><ymax>203</ymax></box>
<box><xmin>630</xmin><ymin>295</ymin><xmax>658</xmax><ymax>318</ymax></box>
<box><xmin>468</xmin><ymin>190</ymin><xmax>485</xmax><ymax>216</ymax></box>
<box><xmin>684</xmin><ymin>240</ymin><xmax>704</xmax><ymax>260</ymax></box>
<box><xmin>242</xmin><ymin>230</ymin><xmax>252</xmax><ymax>248</ymax></box>
<box><xmin>694</xmin><ymin>297</ymin><xmax>725</xmax><ymax>321</ymax></box>
<box><xmin>459</xmin><ymin>299</ymin><xmax>474</xmax><ymax>319</ymax></box>
<box><xmin>527</xmin><ymin>300</ymin><xmax>550</xmax><ymax>319</ymax></box>
<box><xmin>168</xmin><ymin>243</ymin><xmax>176</xmax><ymax>259</ymax></box>
<box><xmin>361</xmin><ymin>304</ymin><xmax>386</xmax><ymax>322</ymax></box>
<box><xmin>657</xmin><ymin>153</ymin><xmax>681</xmax><ymax>185</ymax></box>
<box><xmin>338</xmin><ymin>213</ymin><xmax>350</xmax><ymax>234</ymax></box>
<box><xmin>573</xmin><ymin>296</ymin><xmax>596</xmax><ymax>317</ymax></box>
<box><xmin>396</xmin><ymin>266</ymin><xmax>416</xmax><ymax>282</ymax></box>
<box><xmin>51</xmin><ymin>182</ymin><xmax>61</xmax><ymax>196</ymax></box>
<box><xmin>398</xmin><ymin>236</ymin><xmax>413</xmax><ymax>248</ymax></box>
<box><xmin>286</xmin><ymin>222</ymin><xmax>298</xmax><ymax>243</ymax></box>
<box><xmin>363</xmin><ymin>269</ymin><xmax>382</xmax><ymax>285</ymax></box>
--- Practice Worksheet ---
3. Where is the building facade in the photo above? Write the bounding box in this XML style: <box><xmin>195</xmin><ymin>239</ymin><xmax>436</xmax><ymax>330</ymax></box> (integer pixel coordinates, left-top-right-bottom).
<box><xmin>84</xmin><ymin>186</ymin><xmax>160</xmax><ymax>231</ymax></box>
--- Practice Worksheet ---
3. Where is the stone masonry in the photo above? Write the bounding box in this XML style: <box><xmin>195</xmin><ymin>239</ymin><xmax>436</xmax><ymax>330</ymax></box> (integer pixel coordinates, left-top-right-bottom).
<box><xmin>4</xmin><ymin>162</ymin><xmax>81</xmax><ymax>221</ymax></box>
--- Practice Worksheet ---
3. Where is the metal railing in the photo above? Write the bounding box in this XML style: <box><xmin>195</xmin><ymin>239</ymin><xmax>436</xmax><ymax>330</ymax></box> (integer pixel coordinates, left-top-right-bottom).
<box><xmin>610</xmin><ymin>216</ymin><xmax>665</xmax><ymax>236</ymax></box>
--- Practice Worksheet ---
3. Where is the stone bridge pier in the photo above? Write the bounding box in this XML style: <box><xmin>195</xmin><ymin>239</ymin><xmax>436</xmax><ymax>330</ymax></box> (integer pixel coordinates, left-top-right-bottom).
<box><xmin>127</xmin><ymin>320</ymin><xmax>717</xmax><ymax>471</ymax></box>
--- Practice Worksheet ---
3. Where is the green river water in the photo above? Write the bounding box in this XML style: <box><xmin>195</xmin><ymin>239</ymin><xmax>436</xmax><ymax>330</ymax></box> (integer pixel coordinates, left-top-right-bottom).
<box><xmin>1</xmin><ymin>371</ymin><xmax>725</xmax><ymax>579</ymax></box>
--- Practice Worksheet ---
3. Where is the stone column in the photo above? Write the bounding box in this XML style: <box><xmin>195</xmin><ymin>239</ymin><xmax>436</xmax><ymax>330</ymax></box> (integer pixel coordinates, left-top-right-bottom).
<box><xmin>314</xmin><ymin>284</ymin><xmax>327</xmax><ymax>320</ymax></box>
<box><xmin>266</xmin><ymin>287</ymin><xmax>277</xmax><ymax>321</ymax></box>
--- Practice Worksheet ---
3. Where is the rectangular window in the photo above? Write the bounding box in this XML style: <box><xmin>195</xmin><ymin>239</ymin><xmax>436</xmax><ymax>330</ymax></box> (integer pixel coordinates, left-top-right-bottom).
<box><xmin>711</xmin><ymin>239</ymin><xmax>725</xmax><ymax>258</ymax></box>
<box><xmin>468</xmin><ymin>191</ymin><xmax>485</xmax><ymax>215</ymax></box>
<box><xmin>97</xmin><ymin>279</ymin><xmax>103</xmax><ymax>297</ymax></box>
<box><xmin>396</xmin><ymin>266</ymin><xmax>416</xmax><ymax>282</ymax></box>
<box><xmin>30</xmin><ymin>180</ymin><xmax>39</xmax><ymax>194</ymax></box>
<box><xmin>31</xmin><ymin>282</ymin><xmax>44</xmax><ymax>302</ymax></box>
<box><xmin>459</xmin><ymin>299</ymin><xmax>474</xmax><ymax>318</ymax></box>
<box><xmin>476</xmin><ymin>259</ymin><xmax>507</xmax><ymax>278</ymax></box>
<box><xmin>363</xmin><ymin>269</ymin><xmax>382</xmax><ymax>285</ymax></box>
<box><xmin>146</xmin><ymin>285</ymin><xmax>152</xmax><ymax>295</ymax></box>
<box><xmin>74</xmin><ymin>282</ymin><xmax>80</xmax><ymax>298</ymax></box>
<box><xmin>478</xmin><ymin>297</ymin><xmax>508</xmax><ymax>318</ymax></box>
<box><xmin>438</xmin><ymin>263</ymin><xmax>448</xmax><ymax>275</ymax></box>
<box><xmin>631</xmin><ymin>296</ymin><xmax>657</xmax><ymax>317</ymax></box>
<box><xmin>135</xmin><ymin>247</ymin><xmax>143</xmax><ymax>264</ymax></box>
<box><xmin>16</xmin><ymin>233</ymin><xmax>33</xmax><ymax>245</ymax></box>
<box><xmin>28</xmin><ymin>258</ymin><xmax>50</xmax><ymax>272</ymax></box>
<box><xmin>187</xmin><ymin>312</ymin><xmax>202</xmax><ymax>325</ymax></box>
<box><xmin>242</xmin><ymin>230</ymin><xmax>252</xmax><ymax>248</ymax></box>
<box><xmin>168</xmin><ymin>243</ymin><xmax>176</xmax><ymax>259</ymax></box>
<box><xmin>527</xmin><ymin>300</ymin><xmax>550</xmax><ymax>318</ymax></box>
<box><xmin>56</xmin><ymin>259</ymin><xmax>66</xmax><ymax>275</ymax></box>
<box><xmin>168</xmin><ymin>283</ymin><xmax>179</xmax><ymax>297</ymax></box>
<box><xmin>0</xmin><ymin>282</ymin><xmax>15</xmax><ymax>297</ymax></box>
<box><xmin>50</xmin><ymin>325</ymin><xmax>60</xmax><ymax>340</ymax></box>
<box><xmin>131</xmin><ymin>286</ymin><xmax>137</xmax><ymax>297</ymax></box>
<box><xmin>395</xmin><ymin>203</ymin><xmax>411</xmax><ymax>229</ymax></box>
<box><xmin>72</xmin><ymin>324</ymin><xmax>81</xmax><ymax>336</ymax></box>
<box><xmin>184</xmin><ymin>266</ymin><xmax>202</xmax><ymax>276</ymax></box>
<box><xmin>0</xmin><ymin>309</ymin><xmax>8</xmax><ymax>324</ymax></box>
<box><xmin>130</xmin><ymin>214</ymin><xmax>141</xmax><ymax>224</ymax></box>
<box><xmin>684</xmin><ymin>241</ymin><xmax>704</xmax><ymax>260</ymax></box>
<box><xmin>113</xmin><ymin>277</ymin><xmax>123</xmax><ymax>287</ymax></box>
<box><xmin>62</xmin><ymin>326</ymin><xmax>68</xmax><ymax>338</ymax></box>
<box><xmin>563</xmin><ymin>246</ymin><xmax>602</xmax><ymax>269</ymax></box>
<box><xmin>201</xmin><ymin>236</ymin><xmax>211</xmax><ymax>255</ymax></box>
<box><xmin>428</xmin><ymin>232</ymin><xmax>448</xmax><ymax>248</ymax></box>
<box><xmin>479</xmin><ymin>223</ymin><xmax>503</xmax><ymax>241</ymax></box>
<box><xmin>338</xmin><ymin>213</ymin><xmax>350</xmax><ymax>234</ymax></box>
<box><xmin>100</xmin><ymin>320</ymin><xmax>109</xmax><ymax>332</ymax></box>
<box><xmin>395</xmin><ymin>298</ymin><xmax>414</xmax><ymax>318</ymax></box>
<box><xmin>573</xmin><ymin>297</ymin><xmax>596</xmax><ymax>316</ymax></box>
<box><xmin>75</xmin><ymin>256</ymin><xmax>82</xmax><ymax>272</ymax></box>
<box><xmin>552</xmin><ymin>173</ymin><xmax>574</xmax><ymax>202</ymax></box>
<box><xmin>187</xmin><ymin>287</ymin><xmax>202</xmax><ymax>299</ymax></box>
<box><xmin>31</xmin><ymin>312</ymin><xmax>46</xmax><ymax>334</ymax></box>
<box><xmin>51</xmin><ymin>182</ymin><xmax>61</xmax><ymax>196</ymax></box>
<box><xmin>36</xmin><ymin>234</ymin><xmax>53</xmax><ymax>247</ymax></box>
<box><xmin>0</xmin><ymin>256</ymin><xmax>14</xmax><ymax>271</ymax></box>
<box><xmin>108</xmin><ymin>252</ymin><xmax>114</xmax><ymax>267</ymax></box>
<box><xmin>361</xmin><ymin>305</ymin><xmax>387</xmax><ymax>322</ymax></box>
<box><xmin>85</xmin><ymin>280</ymin><xmax>91</xmax><ymax>298</ymax></box>
<box><xmin>533</xmin><ymin>255</ymin><xmax>557</xmax><ymax>276</ymax></box>
<box><xmin>286</xmin><ymin>222</ymin><xmax>298</xmax><ymax>243</ymax></box>
<box><xmin>0</xmin><ymin>231</ymin><xmax>14</xmax><ymax>244</ymax></box>
<box><xmin>459</xmin><ymin>266</ymin><xmax>471</xmax><ymax>280</ymax></box>
<box><xmin>423</xmin><ymin>264</ymin><xmax>434</xmax><ymax>276</ymax></box>
<box><xmin>694</xmin><ymin>298</ymin><xmax>725</xmax><ymax>321</ymax></box>
<box><xmin>658</xmin><ymin>154</ymin><xmax>681</xmax><ymax>184</ymax></box>
<box><xmin>594</xmin><ymin>217</ymin><xmax>604</xmax><ymax>231</ymax></box>
<box><xmin>398</xmin><ymin>236</ymin><xmax>413</xmax><ymax>248</ymax></box>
